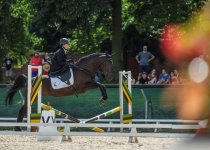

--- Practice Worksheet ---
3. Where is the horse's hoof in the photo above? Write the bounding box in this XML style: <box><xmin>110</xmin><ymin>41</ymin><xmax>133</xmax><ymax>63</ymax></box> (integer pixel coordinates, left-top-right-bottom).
<box><xmin>14</xmin><ymin>126</ymin><xmax>22</xmax><ymax>131</ymax></box>
<box><xmin>99</xmin><ymin>98</ymin><xmax>106</xmax><ymax>105</ymax></box>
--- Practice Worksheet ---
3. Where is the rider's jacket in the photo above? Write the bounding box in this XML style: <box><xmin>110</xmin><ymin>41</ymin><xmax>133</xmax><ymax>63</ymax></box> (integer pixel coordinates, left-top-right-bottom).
<box><xmin>50</xmin><ymin>47</ymin><xmax>68</xmax><ymax>73</ymax></box>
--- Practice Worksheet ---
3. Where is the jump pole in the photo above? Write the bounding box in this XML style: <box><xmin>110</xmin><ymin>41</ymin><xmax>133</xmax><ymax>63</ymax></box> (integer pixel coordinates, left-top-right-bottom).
<box><xmin>27</xmin><ymin>66</ymin><xmax>63</xmax><ymax>141</ymax></box>
<box><xmin>82</xmin><ymin>106</ymin><xmax>122</xmax><ymax>123</ymax></box>
<box><xmin>41</xmin><ymin>103</ymin><xmax>105</xmax><ymax>133</ymax></box>
<box><xmin>119</xmin><ymin>71</ymin><xmax>138</xmax><ymax>143</ymax></box>
<box><xmin>27</xmin><ymin>65</ymin><xmax>42</xmax><ymax>131</ymax></box>
<box><xmin>119</xmin><ymin>71</ymin><xmax>132</xmax><ymax>125</ymax></box>
<box><xmin>41</xmin><ymin>103</ymin><xmax>121</xmax><ymax>132</ymax></box>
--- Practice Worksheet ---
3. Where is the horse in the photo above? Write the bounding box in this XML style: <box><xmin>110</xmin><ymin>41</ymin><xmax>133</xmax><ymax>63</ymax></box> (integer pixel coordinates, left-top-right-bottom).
<box><xmin>5</xmin><ymin>53</ymin><xmax>114</xmax><ymax>131</ymax></box>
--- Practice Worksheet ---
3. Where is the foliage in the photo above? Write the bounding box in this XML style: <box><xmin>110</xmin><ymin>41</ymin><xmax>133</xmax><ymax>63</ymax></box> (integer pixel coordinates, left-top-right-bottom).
<box><xmin>0</xmin><ymin>0</ymin><xmax>207</xmax><ymax>67</ymax></box>
<box><xmin>125</xmin><ymin>0</ymin><xmax>207</xmax><ymax>39</ymax></box>
<box><xmin>30</xmin><ymin>0</ymin><xmax>112</xmax><ymax>53</ymax></box>
<box><xmin>0</xmin><ymin>0</ymin><xmax>43</xmax><ymax>66</ymax></box>
<box><xmin>120</xmin><ymin>0</ymin><xmax>207</xmax><ymax>68</ymax></box>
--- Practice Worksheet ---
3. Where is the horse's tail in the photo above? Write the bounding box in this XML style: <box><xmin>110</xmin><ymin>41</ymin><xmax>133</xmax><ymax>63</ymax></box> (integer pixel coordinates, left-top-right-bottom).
<box><xmin>5</xmin><ymin>74</ymin><xmax>27</xmax><ymax>106</ymax></box>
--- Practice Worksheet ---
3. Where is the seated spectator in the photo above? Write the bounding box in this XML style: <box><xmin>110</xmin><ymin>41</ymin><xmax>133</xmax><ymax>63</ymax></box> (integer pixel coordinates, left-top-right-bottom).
<box><xmin>170</xmin><ymin>71</ymin><xmax>179</xmax><ymax>84</ymax></box>
<box><xmin>148</xmin><ymin>69</ymin><xmax>157</xmax><ymax>84</ymax></box>
<box><xmin>135</xmin><ymin>73</ymin><xmax>142</xmax><ymax>84</ymax></box>
<box><xmin>42</xmin><ymin>52</ymin><xmax>51</xmax><ymax>64</ymax></box>
<box><xmin>42</xmin><ymin>62</ymin><xmax>50</xmax><ymax>78</ymax></box>
<box><xmin>157</xmin><ymin>69</ymin><xmax>170</xmax><ymax>84</ymax></box>
<box><xmin>42</xmin><ymin>52</ymin><xmax>51</xmax><ymax>78</ymax></box>
<box><xmin>131</xmin><ymin>78</ymin><xmax>136</xmax><ymax>85</ymax></box>
<box><xmin>136</xmin><ymin>72</ymin><xmax>149</xmax><ymax>84</ymax></box>
<box><xmin>174</xmin><ymin>69</ymin><xmax>181</xmax><ymax>83</ymax></box>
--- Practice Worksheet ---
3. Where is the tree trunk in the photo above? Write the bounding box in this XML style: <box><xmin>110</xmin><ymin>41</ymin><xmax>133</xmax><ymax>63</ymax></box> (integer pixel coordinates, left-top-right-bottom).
<box><xmin>112</xmin><ymin>0</ymin><xmax>122</xmax><ymax>79</ymax></box>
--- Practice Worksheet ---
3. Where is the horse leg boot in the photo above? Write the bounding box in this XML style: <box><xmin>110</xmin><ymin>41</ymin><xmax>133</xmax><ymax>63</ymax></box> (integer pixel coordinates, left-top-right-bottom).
<box><xmin>95</xmin><ymin>82</ymin><xmax>107</xmax><ymax>105</ymax></box>
<box><xmin>85</xmin><ymin>82</ymin><xmax>107</xmax><ymax>105</ymax></box>
<box><xmin>15</xmin><ymin>104</ymin><xmax>27</xmax><ymax>131</ymax></box>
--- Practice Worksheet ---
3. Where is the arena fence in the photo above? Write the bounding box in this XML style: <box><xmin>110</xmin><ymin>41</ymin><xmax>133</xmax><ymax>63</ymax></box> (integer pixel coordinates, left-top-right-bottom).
<box><xmin>0</xmin><ymin>117</ymin><xmax>201</xmax><ymax>138</ymax></box>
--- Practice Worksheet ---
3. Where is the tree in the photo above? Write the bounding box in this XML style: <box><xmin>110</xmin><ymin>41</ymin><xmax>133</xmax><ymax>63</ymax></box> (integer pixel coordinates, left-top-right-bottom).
<box><xmin>30</xmin><ymin>0</ymin><xmax>112</xmax><ymax>52</ymax></box>
<box><xmin>0</xmin><ymin>0</ymin><xmax>42</xmax><ymax>66</ymax></box>
<box><xmin>30</xmin><ymin>0</ymin><xmax>124</xmax><ymax>75</ymax></box>
<box><xmin>112</xmin><ymin>0</ymin><xmax>123</xmax><ymax>75</ymax></box>
<box><xmin>2</xmin><ymin>0</ymin><xmax>206</xmax><ymax>69</ymax></box>
<box><xmin>125</xmin><ymin>0</ymin><xmax>207</xmax><ymax>38</ymax></box>
<box><xmin>29</xmin><ymin>0</ymin><xmax>207</xmax><ymax>79</ymax></box>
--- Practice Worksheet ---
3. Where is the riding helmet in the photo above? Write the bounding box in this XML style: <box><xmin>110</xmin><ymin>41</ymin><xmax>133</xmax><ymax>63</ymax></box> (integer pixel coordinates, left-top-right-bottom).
<box><xmin>59</xmin><ymin>38</ymin><xmax>70</xmax><ymax>45</ymax></box>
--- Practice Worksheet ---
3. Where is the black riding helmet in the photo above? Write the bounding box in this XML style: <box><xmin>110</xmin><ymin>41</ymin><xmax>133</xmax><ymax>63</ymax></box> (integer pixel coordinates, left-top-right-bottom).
<box><xmin>59</xmin><ymin>38</ymin><xmax>70</xmax><ymax>46</ymax></box>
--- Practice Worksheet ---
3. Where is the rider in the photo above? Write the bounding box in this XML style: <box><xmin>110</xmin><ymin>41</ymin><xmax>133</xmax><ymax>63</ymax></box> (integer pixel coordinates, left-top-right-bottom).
<box><xmin>50</xmin><ymin>38</ymin><xmax>72</xmax><ymax>74</ymax></box>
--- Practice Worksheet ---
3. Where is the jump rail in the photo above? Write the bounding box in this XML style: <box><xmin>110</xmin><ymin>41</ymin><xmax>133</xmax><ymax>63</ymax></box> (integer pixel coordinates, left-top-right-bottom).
<box><xmin>0</xmin><ymin>122</ymin><xmax>200</xmax><ymax>129</ymax></box>
<box><xmin>0</xmin><ymin>118</ymin><xmax>201</xmax><ymax>124</ymax></box>
<box><xmin>0</xmin><ymin>122</ymin><xmax>198</xmax><ymax>138</ymax></box>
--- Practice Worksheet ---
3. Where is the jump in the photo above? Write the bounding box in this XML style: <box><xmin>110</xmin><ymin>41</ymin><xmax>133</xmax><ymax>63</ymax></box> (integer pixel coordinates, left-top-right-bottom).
<box><xmin>5</xmin><ymin>52</ymin><xmax>114</xmax><ymax>131</ymax></box>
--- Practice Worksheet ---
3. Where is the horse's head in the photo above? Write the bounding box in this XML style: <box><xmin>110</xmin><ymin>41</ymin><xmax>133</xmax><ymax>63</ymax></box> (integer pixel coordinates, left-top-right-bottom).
<box><xmin>76</xmin><ymin>53</ymin><xmax>114</xmax><ymax>81</ymax></box>
<box><xmin>98</xmin><ymin>53</ymin><xmax>114</xmax><ymax>81</ymax></box>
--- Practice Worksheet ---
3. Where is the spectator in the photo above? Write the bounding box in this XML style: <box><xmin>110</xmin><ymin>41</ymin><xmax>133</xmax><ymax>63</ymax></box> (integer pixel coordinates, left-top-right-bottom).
<box><xmin>42</xmin><ymin>52</ymin><xmax>51</xmax><ymax>64</ymax></box>
<box><xmin>42</xmin><ymin>63</ymin><xmax>50</xmax><ymax>78</ymax></box>
<box><xmin>136</xmin><ymin>72</ymin><xmax>149</xmax><ymax>84</ymax></box>
<box><xmin>4</xmin><ymin>54</ymin><xmax>13</xmax><ymax>83</ymax></box>
<box><xmin>148</xmin><ymin>69</ymin><xmax>157</xmax><ymax>84</ymax></box>
<box><xmin>170</xmin><ymin>71</ymin><xmax>179</xmax><ymax>84</ymax></box>
<box><xmin>136</xmin><ymin>73</ymin><xmax>142</xmax><ymax>84</ymax></box>
<box><xmin>157</xmin><ymin>69</ymin><xmax>170</xmax><ymax>84</ymax></box>
<box><xmin>42</xmin><ymin>52</ymin><xmax>51</xmax><ymax>77</ymax></box>
<box><xmin>131</xmin><ymin>78</ymin><xmax>136</xmax><ymax>85</ymax></box>
<box><xmin>29</xmin><ymin>52</ymin><xmax>42</xmax><ymax>78</ymax></box>
<box><xmin>174</xmin><ymin>69</ymin><xmax>181</xmax><ymax>83</ymax></box>
<box><xmin>135</xmin><ymin>45</ymin><xmax>155</xmax><ymax>74</ymax></box>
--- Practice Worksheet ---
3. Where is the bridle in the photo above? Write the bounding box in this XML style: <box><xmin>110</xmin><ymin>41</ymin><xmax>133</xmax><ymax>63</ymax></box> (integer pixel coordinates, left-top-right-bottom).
<box><xmin>98</xmin><ymin>58</ymin><xmax>113</xmax><ymax>77</ymax></box>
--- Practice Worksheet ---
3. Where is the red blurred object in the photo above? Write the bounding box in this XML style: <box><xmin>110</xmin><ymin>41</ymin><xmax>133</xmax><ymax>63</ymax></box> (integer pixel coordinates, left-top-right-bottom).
<box><xmin>189</xmin><ymin>36</ymin><xmax>209</xmax><ymax>58</ymax></box>
<box><xmin>161</xmin><ymin>24</ymin><xmax>183</xmax><ymax>63</ymax></box>
<box><xmin>161</xmin><ymin>24</ymin><xmax>209</xmax><ymax>63</ymax></box>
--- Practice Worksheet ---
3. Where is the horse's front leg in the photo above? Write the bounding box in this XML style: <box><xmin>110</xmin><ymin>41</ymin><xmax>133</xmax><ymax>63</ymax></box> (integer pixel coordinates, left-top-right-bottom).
<box><xmin>95</xmin><ymin>82</ymin><xmax>107</xmax><ymax>105</ymax></box>
<box><xmin>85</xmin><ymin>81</ymin><xmax>107</xmax><ymax>105</ymax></box>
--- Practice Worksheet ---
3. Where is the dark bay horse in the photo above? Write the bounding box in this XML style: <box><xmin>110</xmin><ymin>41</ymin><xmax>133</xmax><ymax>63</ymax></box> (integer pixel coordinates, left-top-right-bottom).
<box><xmin>5</xmin><ymin>53</ymin><xmax>113</xmax><ymax>130</ymax></box>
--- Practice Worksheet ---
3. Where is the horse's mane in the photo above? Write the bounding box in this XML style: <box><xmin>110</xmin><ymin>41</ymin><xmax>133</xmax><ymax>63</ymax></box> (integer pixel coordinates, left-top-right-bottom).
<box><xmin>75</xmin><ymin>53</ymin><xmax>105</xmax><ymax>66</ymax></box>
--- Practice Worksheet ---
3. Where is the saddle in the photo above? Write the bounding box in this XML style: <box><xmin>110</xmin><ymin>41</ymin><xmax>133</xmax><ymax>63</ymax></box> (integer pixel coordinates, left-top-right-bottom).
<box><xmin>49</xmin><ymin>65</ymin><xmax>74</xmax><ymax>89</ymax></box>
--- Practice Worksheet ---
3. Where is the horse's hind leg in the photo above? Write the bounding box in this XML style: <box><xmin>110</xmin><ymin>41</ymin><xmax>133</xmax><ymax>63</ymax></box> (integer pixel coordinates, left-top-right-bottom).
<box><xmin>15</xmin><ymin>103</ymin><xmax>27</xmax><ymax>131</ymax></box>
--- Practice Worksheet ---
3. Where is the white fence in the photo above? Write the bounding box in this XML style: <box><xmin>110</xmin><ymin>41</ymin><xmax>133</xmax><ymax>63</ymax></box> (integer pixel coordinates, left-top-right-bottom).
<box><xmin>0</xmin><ymin>118</ymin><xmax>201</xmax><ymax>138</ymax></box>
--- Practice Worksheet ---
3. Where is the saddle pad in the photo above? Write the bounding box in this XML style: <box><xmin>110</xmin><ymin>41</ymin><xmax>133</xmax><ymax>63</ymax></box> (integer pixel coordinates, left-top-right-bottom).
<box><xmin>50</xmin><ymin>68</ymin><xmax>74</xmax><ymax>89</ymax></box>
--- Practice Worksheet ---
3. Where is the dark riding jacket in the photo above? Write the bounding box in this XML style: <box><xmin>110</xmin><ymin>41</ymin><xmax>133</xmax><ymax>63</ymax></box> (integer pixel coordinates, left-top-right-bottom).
<box><xmin>50</xmin><ymin>47</ymin><xmax>68</xmax><ymax>73</ymax></box>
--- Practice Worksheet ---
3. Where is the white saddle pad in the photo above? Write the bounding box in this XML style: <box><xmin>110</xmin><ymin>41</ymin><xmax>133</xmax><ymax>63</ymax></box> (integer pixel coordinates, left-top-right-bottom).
<box><xmin>50</xmin><ymin>68</ymin><xmax>74</xmax><ymax>89</ymax></box>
